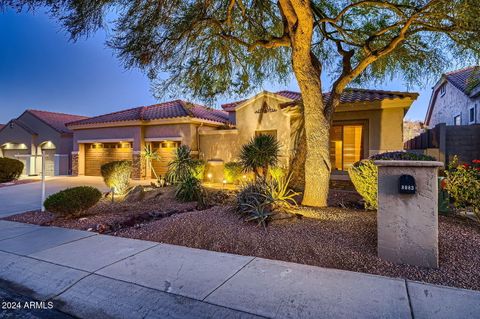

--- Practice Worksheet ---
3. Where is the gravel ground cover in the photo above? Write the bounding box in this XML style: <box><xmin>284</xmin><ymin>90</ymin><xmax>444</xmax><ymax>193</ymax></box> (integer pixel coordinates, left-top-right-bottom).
<box><xmin>4</xmin><ymin>187</ymin><xmax>480</xmax><ymax>291</ymax></box>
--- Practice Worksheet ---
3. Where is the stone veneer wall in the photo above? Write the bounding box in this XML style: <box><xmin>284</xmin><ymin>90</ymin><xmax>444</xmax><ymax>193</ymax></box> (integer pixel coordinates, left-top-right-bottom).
<box><xmin>131</xmin><ymin>152</ymin><xmax>144</xmax><ymax>180</ymax></box>
<box><xmin>71</xmin><ymin>152</ymin><xmax>79</xmax><ymax>176</ymax></box>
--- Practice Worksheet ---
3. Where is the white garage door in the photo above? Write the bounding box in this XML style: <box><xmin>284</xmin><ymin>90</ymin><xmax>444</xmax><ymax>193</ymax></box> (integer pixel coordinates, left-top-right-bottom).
<box><xmin>2</xmin><ymin>149</ymin><xmax>29</xmax><ymax>175</ymax></box>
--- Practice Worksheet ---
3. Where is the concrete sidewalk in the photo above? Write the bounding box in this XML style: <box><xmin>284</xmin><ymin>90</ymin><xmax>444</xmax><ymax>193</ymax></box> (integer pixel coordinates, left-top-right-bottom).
<box><xmin>0</xmin><ymin>220</ymin><xmax>479</xmax><ymax>319</ymax></box>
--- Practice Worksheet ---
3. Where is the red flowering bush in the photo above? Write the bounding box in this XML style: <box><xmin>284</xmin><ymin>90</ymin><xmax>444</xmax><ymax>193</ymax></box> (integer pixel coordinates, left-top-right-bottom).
<box><xmin>444</xmin><ymin>156</ymin><xmax>480</xmax><ymax>222</ymax></box>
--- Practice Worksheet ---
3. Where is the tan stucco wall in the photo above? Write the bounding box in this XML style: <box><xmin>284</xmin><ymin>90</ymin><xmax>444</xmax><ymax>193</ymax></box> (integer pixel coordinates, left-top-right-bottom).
<box><xmin>144</xmin><ymin>123</ymin><xmax>199</xmax><ymax>150</ymax></box>
<box><xmin>199</xmin><ymin>130</ymin><xmax>240</xmax><ymax>162</ymax></box>
<box><xmin>333</xmin><ymin>107</ymin><xmax>406</xmax><ymax>156</ymax></box>
<box><xmin>72</xmin><ymin>126</ymin><xmax>143</xmax><ymax>151</ymax></box>
<box><xmin>200</xmin><ymin>95</ymin><xmax>408</xmax><ymax>168</ymax></box>
<box><xmin>234</xmin><ymin>94</ymin><xmax>292</xmax><ymax>166</ymax></box>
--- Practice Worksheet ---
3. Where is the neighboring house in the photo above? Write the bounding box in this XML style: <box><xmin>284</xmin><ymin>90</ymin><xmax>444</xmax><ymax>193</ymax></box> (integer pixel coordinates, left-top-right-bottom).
<box><xmin>67</xmin><ymin>89</ymin><xmax>417</xmax><ymax>181</ymax></box>
<box><xmin>66</xmin><ymin>100</ymin><xmax>230</xmax><ymax>179</ymax></box>
<box><xmin>0</xmin><ymin>110</ymin><xmax>88</xmax><ymax>176</ymax></box>
<box><xmin>425</xmin><ymin>66</ymin><xmax>480</xmax><ymax>127</ymax></box>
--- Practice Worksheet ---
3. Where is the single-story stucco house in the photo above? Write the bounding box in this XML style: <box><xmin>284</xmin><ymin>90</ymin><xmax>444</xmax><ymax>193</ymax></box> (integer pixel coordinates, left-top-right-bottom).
<box><xmin>0</xmin><ymin>109</ymin><xmax>87</xmax><ymax>176</ymax></box>
<box><xmin>66</xmin><ymin>100</ymin><xmax>231</xmax><ymax>179</ymax></box>
<box><xmin>66</xmin><ymin>88</ymin><xmax>418</xmax><ymax>181</ymax></box>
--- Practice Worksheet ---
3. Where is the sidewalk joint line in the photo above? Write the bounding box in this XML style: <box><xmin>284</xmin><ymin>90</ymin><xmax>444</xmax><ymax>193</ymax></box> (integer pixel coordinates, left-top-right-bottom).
<box><xmin>48</xmin><ymin>273</ymin><xmax>94</xmax><ymax>302</ymax></box>
<box><xmin>405</xmin><ymin>279</ymin><xmax>415</xmax><ymax>319</ymax></box>
<box><xmin>0</xmin><ymin>228</ymin><xmax>44</xmax><ymax>243</ymax></box>
<box><xmin>92</xmin><ymin>242</ymin><xmax>160</xmax><ymax>273</ymax></box>
<box><xmin>202</xmin><ymin>256</ymin><xmax>256</xmax><ymax>302</ymax></box>
<box><xmin>91</xmin><ymin>272</ymin><xmax>269</xmax><ymax>319</ymax></box>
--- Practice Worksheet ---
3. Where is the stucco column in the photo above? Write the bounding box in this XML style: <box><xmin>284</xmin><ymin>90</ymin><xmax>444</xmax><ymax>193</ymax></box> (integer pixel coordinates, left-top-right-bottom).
<box><xmin>375</xmin><ymin>160</ymin><xmax>443</xmax><ymax>268</ymax></box>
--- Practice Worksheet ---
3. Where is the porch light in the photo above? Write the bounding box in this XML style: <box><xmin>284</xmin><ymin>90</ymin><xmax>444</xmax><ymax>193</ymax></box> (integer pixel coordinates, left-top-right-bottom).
<box><xmin>207</xmin><ymin>173</ymin><xmax>212</xmax><ymax>181</ymax></box>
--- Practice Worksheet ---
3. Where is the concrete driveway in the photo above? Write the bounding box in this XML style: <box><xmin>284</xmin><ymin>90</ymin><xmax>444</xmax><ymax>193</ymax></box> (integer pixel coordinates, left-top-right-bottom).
<box><xmin>0</xmin><ymin>176</ymin><xmax>146</xmax><ymax>218</ymax></box>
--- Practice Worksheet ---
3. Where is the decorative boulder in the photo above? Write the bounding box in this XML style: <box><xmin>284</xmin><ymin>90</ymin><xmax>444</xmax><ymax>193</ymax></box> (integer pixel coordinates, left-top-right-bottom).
<box><xmin>124</xmin><ymin>185</ymin><xmax>145</xmax><ymax>202</ymax></box>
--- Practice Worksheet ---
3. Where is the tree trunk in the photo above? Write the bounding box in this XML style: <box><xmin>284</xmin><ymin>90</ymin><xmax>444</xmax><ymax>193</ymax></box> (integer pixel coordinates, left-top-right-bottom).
<box><xmin>280</xmin><ymin>0</ymin><xmax>332</xmax><ymax>207</ymax></box>
<box><xmin>298</xmin><ymin>81</ymin><xmax>331</xmax><ymax>207</ymax></box>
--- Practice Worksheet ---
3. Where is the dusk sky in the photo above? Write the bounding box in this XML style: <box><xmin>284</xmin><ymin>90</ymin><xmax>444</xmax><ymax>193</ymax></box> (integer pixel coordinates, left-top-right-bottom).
<box><xmin>0</xmin><ymin>7</ymin><xmax>448</xmax><ymax>124</ymax></box>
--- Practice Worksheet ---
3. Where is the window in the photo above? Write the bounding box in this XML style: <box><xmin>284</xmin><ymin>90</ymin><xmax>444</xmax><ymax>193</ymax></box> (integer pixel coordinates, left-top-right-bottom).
<box><xmin>454</xmin><ymin>114</ymin><xmax>462</xmax><ymax>126</ymax></box>
<box><xmin>469</xmin><ymin>105</ymin><xmax>477</xmax><ymax>124</ymax></box>
<box><xmin>440</xmin><ymin>84</ymin><xmax>446</xmax><ymax>97</ymax></box>
<box><xmin>330</xmin><ymin>124</ymin><xmax>364</xmax><ymax>171</ymax></box>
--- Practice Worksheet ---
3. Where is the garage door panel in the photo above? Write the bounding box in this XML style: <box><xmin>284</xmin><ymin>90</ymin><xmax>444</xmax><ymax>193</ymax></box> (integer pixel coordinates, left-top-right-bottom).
<box><xmin>2</xmin><ymin>149</ymin><xmax>29</xmax><ymax>175</ymax></box>
<box><xmin>85</xmin><ymin>143</ymin><xmax>133</xmax><ymax>176</ymax></box>
<box><xmin>151</xmin><ymin>142</ymin><xmax>179</xmax><ymax>177</ymax></box>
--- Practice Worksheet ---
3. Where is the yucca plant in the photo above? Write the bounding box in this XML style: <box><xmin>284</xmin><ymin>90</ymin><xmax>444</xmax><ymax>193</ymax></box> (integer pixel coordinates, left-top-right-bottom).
<box><xmin>175</xmin><ymin>175</ymin><xmax>202</xmax><ymax>202</ymax></box>
<box><xmin>240</xmin><ymin>134</ymin><xmax>280</xmax><ymax>180</ymax></box>
<box><xmin>167</xmin><ymin>145</ymin><xmax>196</xmax><ymax>184</ymax></box>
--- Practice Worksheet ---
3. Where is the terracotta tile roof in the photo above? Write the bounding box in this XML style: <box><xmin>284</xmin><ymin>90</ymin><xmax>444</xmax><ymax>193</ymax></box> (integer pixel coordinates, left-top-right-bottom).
<box><xmin>27</xmin><ymin>109</ymin><xmax>88</xmax><ymax>134</ymax></box>
<box><xmin>0</xmin><ymin>124</ymin><xmax>4</xmax><ymax>130</ymax></box>
<box><xmin>68</xmin><ymin>100</ymin><xmax>230</xmax><ymax>126</ymax></box>
<box><xmin>221</xmin><ymin>88</ymin><xmax>418</xmax><ymax>111</ymax></box>
<box><xmin>445</xmin><ymin>66</ymin><xmax>480</xmax><ymax>95</ymax></box>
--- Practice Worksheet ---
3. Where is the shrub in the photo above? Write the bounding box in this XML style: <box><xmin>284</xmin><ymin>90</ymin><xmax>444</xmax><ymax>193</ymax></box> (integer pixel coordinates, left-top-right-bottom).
<box><xmin>224</xmin><ymin>162</ymin><xmax>243</xmax><ymax>184</ymax></box>
<box><xmin>175</xmin><ymin>175</ymin><xmax>203</xmax><ymax>202</ymax></box>
<box><xmin>348</xmin><ymin>151</ymin><xmax>437</xmax><ymax>210</ymax></box>
<box><xmin>444</xmin><ymin>157</ymin><xmax>480</xmax><ymax>222</ymax></box>
<box><xmin>369</xmin><ymin>151</ymin><xmax>436</xmax><ymax>161</ymax></box>
<box><xmin>240</xmin><ymin>134</ymin><xmax>280</xmax><ymax>179</ymax></box>
<box><xmin>0</xmin><ymin>157</ymin><xmax>24</xmax><ymax>183</ymax></box>
<box><xmin>44</xmin><ymin>186</ymin><xmax>102</xmax><ymax>217</ymax></box>
<box><xmin>192</xmin><ymin>159</ymin><xmax>206</xmax><ymax>180</ymax></box>
<box><xmin>100</xmin><ymin>160</ymin><xmax>132</xmax><ymax>195</ymax></box>
<box><xmin>348</xmin><ymin>160</ymin><xmax>378</xmax><ymax>210</ymax></box>
<box><xmin>167</xmin><ymin>145</ymin><xmax>196</xmax><ymax>184</ymax></box>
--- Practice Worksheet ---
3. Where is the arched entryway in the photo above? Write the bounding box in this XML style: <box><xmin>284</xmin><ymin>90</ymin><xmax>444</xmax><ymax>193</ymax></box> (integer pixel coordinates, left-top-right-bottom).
<box><xmin>37</xmin><ymin>141</ymin><xmax>56</xmax><ymax>176</ymax></box>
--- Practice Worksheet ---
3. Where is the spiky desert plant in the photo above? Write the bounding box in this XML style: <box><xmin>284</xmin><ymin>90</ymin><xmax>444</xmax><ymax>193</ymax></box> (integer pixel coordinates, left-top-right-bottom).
<box><xmin>240</xmin><ymin>134</ymin><xmax>280</xmax><ymax>180</ymax></box>
<box><xmin>166</xmin><ymin>145</ymin><xmax>196</xmax><ymax>184</ymax></box>
<box><xmin>143</xmin><ymin>145</ymin><xmax>160</xmax><ymax>180</ymax></box>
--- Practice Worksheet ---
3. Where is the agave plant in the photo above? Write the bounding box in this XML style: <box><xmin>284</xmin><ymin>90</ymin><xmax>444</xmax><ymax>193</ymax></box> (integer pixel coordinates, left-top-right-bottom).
<box><xmin>240</xmin><ymin>134</ymin><xmax>280</xmax><ymax>180</ymax></box>
<box><xmin>267</xmin><ymin>172</ymin><xmax>299</xmax><ymax>210</ymax></box>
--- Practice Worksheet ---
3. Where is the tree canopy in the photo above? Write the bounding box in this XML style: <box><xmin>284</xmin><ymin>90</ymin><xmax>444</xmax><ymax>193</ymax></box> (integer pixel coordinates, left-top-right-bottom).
<box><xmin>3</xmin><ymin>0</ymin><xmax>479</xmax><ymax>102</ymax></box>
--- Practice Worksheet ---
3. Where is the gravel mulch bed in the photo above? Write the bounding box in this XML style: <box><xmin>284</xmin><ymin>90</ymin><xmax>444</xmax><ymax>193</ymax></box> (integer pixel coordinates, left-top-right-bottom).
<box><xmin>4</xmin><ymin>187</ymin><xmax>198</xmax><ymax>232</ymax></box>
<box><xmin>4</xmin><ymin>187</ymin><xmax>479</xmax><ymax>290</ymax></box>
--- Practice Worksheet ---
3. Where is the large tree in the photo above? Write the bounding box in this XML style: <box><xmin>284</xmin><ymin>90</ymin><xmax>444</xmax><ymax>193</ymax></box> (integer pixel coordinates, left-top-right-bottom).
<box><xmin>3</xmin><ymin>0</ymin><xmax>479</xmax><ymax>206</ymax></box>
